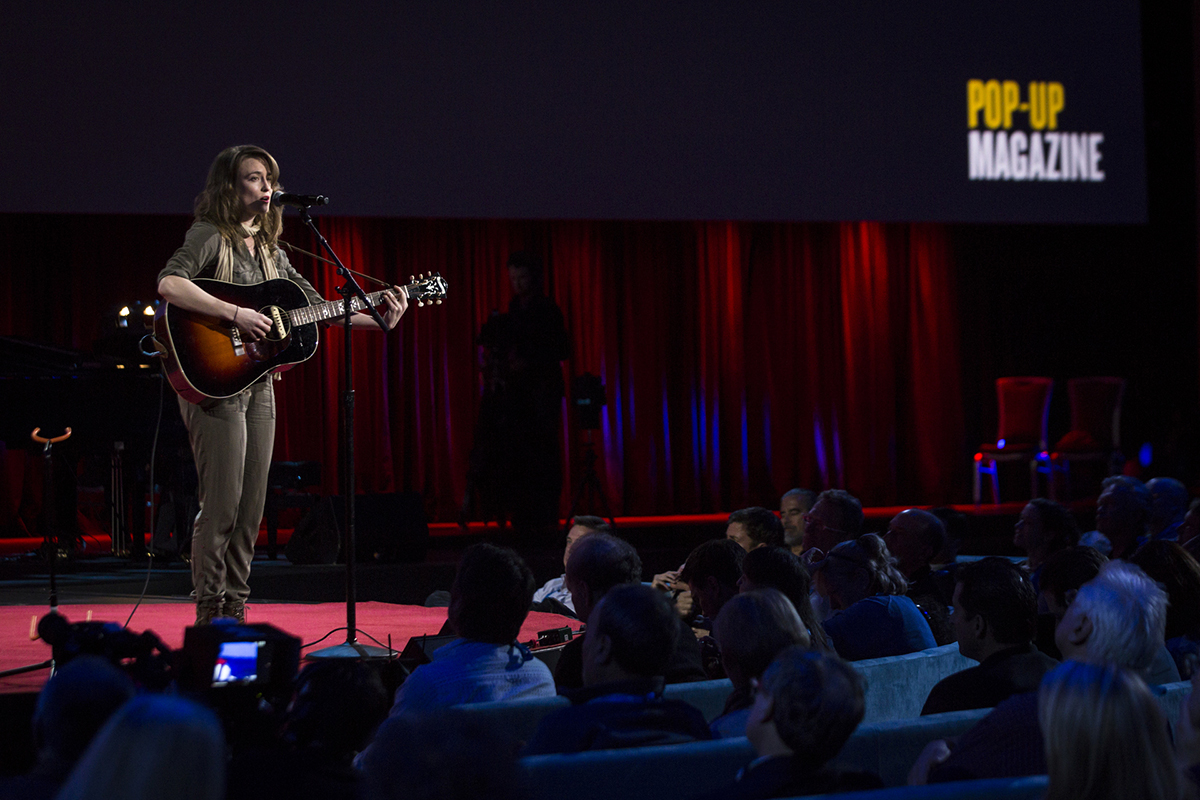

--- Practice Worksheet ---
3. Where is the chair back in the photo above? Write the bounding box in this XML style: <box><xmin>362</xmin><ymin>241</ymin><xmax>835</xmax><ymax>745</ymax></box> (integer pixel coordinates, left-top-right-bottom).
<box><xmin>995</xmin><ymin>377</ymin><xmax>1053</xmax><ymax>450</ymax></box>
<box><xmin>1067</xmin><ymin>377</ymin><xmax>1124</xmax><ymax>450</ymax></box>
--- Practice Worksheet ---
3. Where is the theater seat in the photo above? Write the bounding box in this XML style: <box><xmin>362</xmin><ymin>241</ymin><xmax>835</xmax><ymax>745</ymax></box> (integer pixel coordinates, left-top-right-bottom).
<box><xmin>802</xmin><ymin>775</ymin><xmax>1049</xmax><ymax>800</ymax></box>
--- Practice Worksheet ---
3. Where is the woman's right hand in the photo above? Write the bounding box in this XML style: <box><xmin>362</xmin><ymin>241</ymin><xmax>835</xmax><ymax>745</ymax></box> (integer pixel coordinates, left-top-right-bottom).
<box><xmin>232</xmin><ymin>306</ymin><xmax>274</xmax><ymax>340</ymax></box>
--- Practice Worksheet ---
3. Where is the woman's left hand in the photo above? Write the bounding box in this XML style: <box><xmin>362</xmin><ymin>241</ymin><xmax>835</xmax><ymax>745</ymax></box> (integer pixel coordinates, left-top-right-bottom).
<box><xmin>379</xmin><ymin>286</ymin><xmax>409</xmax><ymax>330</ymax></box>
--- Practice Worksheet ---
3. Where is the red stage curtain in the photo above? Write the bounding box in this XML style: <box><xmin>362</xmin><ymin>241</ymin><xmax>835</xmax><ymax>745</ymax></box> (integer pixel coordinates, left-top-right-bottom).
<box><xmin>0</xmin><ymin>214</ymin><xmax>965</xmax><ymax>519</ymax></box>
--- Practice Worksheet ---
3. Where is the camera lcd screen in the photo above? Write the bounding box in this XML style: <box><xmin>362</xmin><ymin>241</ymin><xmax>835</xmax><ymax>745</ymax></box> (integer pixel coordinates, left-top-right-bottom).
<box><xmin>212</xmin><ymin>640</ymin><xmax>262</xmax><ymax>686</ymax></box>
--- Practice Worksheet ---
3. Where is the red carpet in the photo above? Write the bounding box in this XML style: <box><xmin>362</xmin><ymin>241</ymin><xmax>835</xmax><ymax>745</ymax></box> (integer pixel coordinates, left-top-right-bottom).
<box><xmin>0</xmin><ymin>601</ymin><xmax>577</xmax><ymax>695</ymax></box>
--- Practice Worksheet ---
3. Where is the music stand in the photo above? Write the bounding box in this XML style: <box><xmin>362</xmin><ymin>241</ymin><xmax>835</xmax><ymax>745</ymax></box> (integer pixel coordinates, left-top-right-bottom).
<box><xmin>0</xmin><ymin>427</ymin><xmax>71</xmax><ymax>679</ymax></box>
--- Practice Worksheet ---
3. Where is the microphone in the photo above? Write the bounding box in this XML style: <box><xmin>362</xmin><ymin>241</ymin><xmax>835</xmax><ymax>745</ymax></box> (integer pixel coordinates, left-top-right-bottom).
<box><xmin>272</xmin><ymin>190</ymin><xmax>330</xmax><ymax>208</ymax></box>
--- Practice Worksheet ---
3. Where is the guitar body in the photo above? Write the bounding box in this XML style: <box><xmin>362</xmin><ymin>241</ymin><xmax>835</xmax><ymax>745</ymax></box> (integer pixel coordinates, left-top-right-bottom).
<box><xmin>154</xmin><ymin>278</ymin><xmax>320</xmax><ymax>403</ymax></box>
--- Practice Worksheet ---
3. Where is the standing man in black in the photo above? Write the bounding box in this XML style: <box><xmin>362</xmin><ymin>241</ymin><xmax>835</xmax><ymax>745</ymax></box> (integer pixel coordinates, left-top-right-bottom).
<box><xmin>466</xmin><ymin>251</ymin><xmax>570</xmax><ymax>537</ymax></box>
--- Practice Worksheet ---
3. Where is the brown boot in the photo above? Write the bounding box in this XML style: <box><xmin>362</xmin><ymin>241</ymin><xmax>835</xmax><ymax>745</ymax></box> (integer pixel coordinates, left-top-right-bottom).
<box><xmin>221</xmin><ymin>600</ymin><xmax>246</xmax><ymax>623</ymax></box>
<box><xmin>195</xmin><ymin>600</ymin><xmax>221</xmax><ymax>626</ymax></box>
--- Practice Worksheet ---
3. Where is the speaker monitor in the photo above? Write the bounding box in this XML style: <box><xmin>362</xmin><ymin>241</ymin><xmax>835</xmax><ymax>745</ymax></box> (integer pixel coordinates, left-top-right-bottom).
<box><xmin>285</xmin><ymin>492</ymin><xmax>429</xmax><ymax>565</ymax></box>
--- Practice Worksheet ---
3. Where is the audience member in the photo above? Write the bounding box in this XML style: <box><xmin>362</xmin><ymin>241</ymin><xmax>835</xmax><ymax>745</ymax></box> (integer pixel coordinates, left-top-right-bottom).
<box><xmin>523</xmin><ymin>584</ymin><xmax>711</xmax><ymax>754</ymax></box>
<box><xmin>800</xmin><ymin>489</ymin><xmax>863</xmax><ymax>565</ymax></box>
<box><xmin>921</xmin><ymin>557</ymin><xmax>1057</xmax><ymax>715</ymax></box>
<box><xmin>358</xmin><ymin>712</ymin><xmax>525</xmax><ymax>800</ymax></box>
<box><xmin>1033</xmin><ymin>544</ymin><xmax>1180</xmax><ymax>683</ymax></box>
<box><xmin>738</xmin><ymin>545</ymin><xmax>832</xmax><ymax>654</ymax></box>
<box><xmin>1092</xmin><ymin>475</ymin><xmax>1151</xmax><ymax>559</ymax></box>
<box><xmin>680</xmin><ymin>538</ymin><xmax>745</xmax><ymax>623</ymax></box>
<box><xmin>699</xmin><ymin>647</ymin><xmax>882</xmax><ymax>799</ymax></box>
<box><xmin>814</xmin><ymin>534</ymin><xmax>936</xmax><ymax>661</ymax></box>
<box><xmin>1130</xmin><ymin>540</ymin><xmax>1200</xmax><ymax>678</ymax></box>
<box><xmin>726</xmin><ymin>507</ymin><xmax>786</xmax><ymax>552</ymax></box>
<box><xmin>228</xmin><ymin>660</ymin><xmax>390</xmax><ymax>800</ymax></box>
<box><xmin>780</xmin><ymin>488</ymin><xmax>816</xmax><ymax>556</ymax></box>
<box><xmin>680</xmin><ymin>538</ymin><xmax>747</xmax><ymax>678</ymax></box>
<box><xmin>55</xmin><ymin>694</ymin><xmax>225</xmax><ymax>800</ymax></box>
<box><xmin>555</xmin><ymin>533</ymin><xmax>705</xmax><ymax>689</ymax></box>
<box><xmin>1147</xmin><ymin>476</ymin><xmax>1189</xmax><ymax>541</ymax></box>
<box><xmin>0</xmin><ymin>656</ymin><xmax>134</xmax><ymax>800</ymax></box>
<box><xmin>915</xmin><ymin>560</ymin><xmax>1171</xmax><ymax>784</ymax></box>
<box><xmin>1037</xmin><ymin>545</ymin><xmax>1107</xmax><ymax>625</ymax></box>
<box><xmin>882</xmin><ymin>509</ymin><xmax>954</xmax><ymax>643</ymax></box>
<box><xmin>531</xmin><ymin>515</ymin><xmax>609</xmax><ymax>617</ymax></box>
<box><xmin>882</xmin><ymin>509</ymin><xmax>946</xmax><ymax>596</ymax></box>
<box><xmin>1012</xmin><ymin>498</ymin><xmax>1080</xmax><ymax>587</ymax></box>
<box><xmin>709</xmin><ymin>589</ymin><xmax>812</xmax><ymax>738</ymax></box>
<box><xmin>1039</xmin><ymin>661</ymin><xmax>1179</xmax><ymax>800</ymax></box>
<box><xmin>386</xmin><ymin>543</ymin><xmax>555</xmax><ymax>716</ymax></box>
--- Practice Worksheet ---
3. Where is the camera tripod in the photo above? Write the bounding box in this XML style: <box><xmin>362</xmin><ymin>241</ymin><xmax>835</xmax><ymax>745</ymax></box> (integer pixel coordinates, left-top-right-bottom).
<box><xmin>565</xmin><ymin>429</ymin><xmax>614</xmax><ymax>530</ymax></box>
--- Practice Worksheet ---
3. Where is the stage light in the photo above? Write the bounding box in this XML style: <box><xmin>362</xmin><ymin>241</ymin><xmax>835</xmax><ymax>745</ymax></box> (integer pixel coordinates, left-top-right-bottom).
<box><xmin>1139</xmin><ymin>443</ymin><xmax>1153</xmax><ymax>468</ymax></box>
<box><xmin>997</xmin><ymin>439</ymin><xmax>1006</xmax><ymax>449</ymax></box>
<box><xmin>143</xmin><ymin>304</ymin><xmax>154</xmax><ymax>316</ymax></box>
<box><xmin>119</xmin><ymin>306</ymin><xmax>131</xmax><ymax>317</ymax></box>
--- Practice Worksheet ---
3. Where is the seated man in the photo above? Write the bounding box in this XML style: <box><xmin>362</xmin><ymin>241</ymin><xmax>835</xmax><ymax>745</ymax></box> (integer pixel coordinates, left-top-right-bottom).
<box><xmin>921</xmin><ymin>557</ymin><xmax>1058</xmax><ymax>715</ymax></box>
<box><xmin>554</xmin><ymin>533</ymin><xmax>705</xmax><ymax>689</ymax></box>
<box><xmin>700</xmin><ymin>647</ymin><xmax>882</xmax><ymax>799</ymax></box>
<box><xmin>385</xmin><ymin>543</ymin><xmax>555</xmax><ymax>716</ymax></box>
<box><xmin>530</xmin><ymin>515</ymin><xmax>609</xmax><ymax>617</ymax></box>
<box><xmin>882</xmin><ymin>508</ymin><xmax>951</xmax><ymax>606</ymax></box>
<box><xmin>681</xmin><ymin>538</ymin><xmax>747</xmax><ymax>677</ymax></box>
<box><xmin>726</xmin><ymin>507</ymin><xmax>786</xmax><ymax>552</ymax></box>
<box><xmin>780</xmin><ymin>488</ymin><xmax>816</xmax><ymax>557</ymax></box>
<box><xmin>913</xmin><ymin>560</ymin><xmax>1170</xmax><ymax>784</ymax></box>
<box><xmin>1092</xmin><ymin>475</ymin><xmax>1151</xmax><ymax>560</ymax></box>
<box><xmin>799</xmin><ymin>489</ymin><xmax>863</xmax><ymax>566</ymax></box>
<box><xmin>681</xmin><ymin>538</ymin><xmax>746</xmax><ymax>624</ymax></box>
<box><xmin>523</xmin><ymin>584</ymin><xmax>711</xmax><ymax>754</ymax></box>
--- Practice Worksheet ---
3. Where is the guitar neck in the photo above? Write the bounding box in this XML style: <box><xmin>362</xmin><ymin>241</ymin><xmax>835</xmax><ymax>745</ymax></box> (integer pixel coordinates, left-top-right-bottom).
<box><xmin>289</xmin><ymin>286</ymin><xmax>401</xmax><ymax>326</ymax></box>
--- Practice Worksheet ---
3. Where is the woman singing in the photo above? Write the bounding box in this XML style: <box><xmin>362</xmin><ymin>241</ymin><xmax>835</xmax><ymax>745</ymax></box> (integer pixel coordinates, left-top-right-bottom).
<box><xmin>157</xmin><ymin>145</ymin><xmax>407</xmax><ymax>625</ymax></box>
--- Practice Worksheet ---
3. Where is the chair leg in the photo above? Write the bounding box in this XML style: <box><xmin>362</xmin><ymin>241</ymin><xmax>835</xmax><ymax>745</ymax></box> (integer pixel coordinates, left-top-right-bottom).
<box><xmin>973</xmin><ymin>461</ymin><xmax>982</xmax><ymax>505</ymax></box>
<box><xmin>990</xmin><ymin>468</ymin><xmax>1000</xmax><ymax>505</ymax></box>
<box><xmin>1029</xmin><ymin>458</ymin><xmax>1040</xmax><ymax>500</ymax></box>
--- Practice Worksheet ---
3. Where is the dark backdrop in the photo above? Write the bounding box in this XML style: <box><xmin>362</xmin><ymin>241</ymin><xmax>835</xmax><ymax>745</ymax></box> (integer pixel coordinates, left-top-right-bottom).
<box><xmin>0</xmin><ymin>1</ymin><xmax>1195</xmax><ymax>523</ymax></box>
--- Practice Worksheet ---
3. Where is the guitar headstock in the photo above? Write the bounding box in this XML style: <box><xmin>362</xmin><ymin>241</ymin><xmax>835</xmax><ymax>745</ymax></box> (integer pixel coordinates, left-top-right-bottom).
<box><xmin>405</xmin><ymin>273</ymin><xmax>448</xmax><ymax>307</ymax></box>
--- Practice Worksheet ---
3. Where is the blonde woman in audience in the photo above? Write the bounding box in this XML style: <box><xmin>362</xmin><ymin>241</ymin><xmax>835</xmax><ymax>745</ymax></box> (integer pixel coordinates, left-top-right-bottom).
<box><xmin>55</xmin><ymin>694</ymin><xmax>225</xmax><ymax>800</ymax></box>
<box><xmin>1039</xmin><ymin>660</ymin><xmax>1180</xmax><ymax>800</ymax></box>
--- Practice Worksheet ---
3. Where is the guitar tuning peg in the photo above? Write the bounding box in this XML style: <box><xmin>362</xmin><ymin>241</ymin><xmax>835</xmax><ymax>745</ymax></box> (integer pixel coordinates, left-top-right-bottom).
<box><xmin>418</xmin><ymin>300</ymin><xmax>425</xmax><ymax>307</ymax></box>
<box><xmin>436</xmin><ymin>299</ymin><xmax>443</xmax><ymax>305</ymax></box>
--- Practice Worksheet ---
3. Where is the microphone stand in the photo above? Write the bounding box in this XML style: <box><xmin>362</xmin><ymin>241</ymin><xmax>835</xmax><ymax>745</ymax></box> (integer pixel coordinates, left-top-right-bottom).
<box><xmin>294</xmin><ymin>205</ymin><xmax>393</xmax><ymax>660</ymax></box>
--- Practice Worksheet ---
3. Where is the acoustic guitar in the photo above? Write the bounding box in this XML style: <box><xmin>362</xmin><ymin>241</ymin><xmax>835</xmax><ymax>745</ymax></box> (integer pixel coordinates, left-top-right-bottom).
<box><xmin>152</xmin><ymin>274</ymin><xmax>448</xmax><ymax>403</ymax></box>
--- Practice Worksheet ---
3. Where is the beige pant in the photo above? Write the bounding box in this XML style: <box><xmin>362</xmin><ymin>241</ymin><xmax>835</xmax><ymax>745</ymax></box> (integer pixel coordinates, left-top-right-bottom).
<box><xmin>179</xmin><ymin>381</ymin><xmax>275</xmax><ymax>609</ymax></box>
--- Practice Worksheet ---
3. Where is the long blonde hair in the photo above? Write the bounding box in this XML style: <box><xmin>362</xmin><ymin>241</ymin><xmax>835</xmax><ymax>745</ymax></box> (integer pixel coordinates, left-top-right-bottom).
<box><xmin>1039</xmin><ymin>660</ymin><xmax>1181</xmax><ymax>800</ymax></box>
<box><xmin>194</xmin><ymin>145</ymin><xmax>284</xmax><ymax>279</ymax></box>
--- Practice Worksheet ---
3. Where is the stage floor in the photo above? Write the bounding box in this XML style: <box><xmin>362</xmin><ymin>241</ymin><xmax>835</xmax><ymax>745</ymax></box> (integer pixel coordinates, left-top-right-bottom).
<box><xmin>0</xmin><ymin>600</ymin><xmax>577</xmax><ymax>696</ymax></box>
